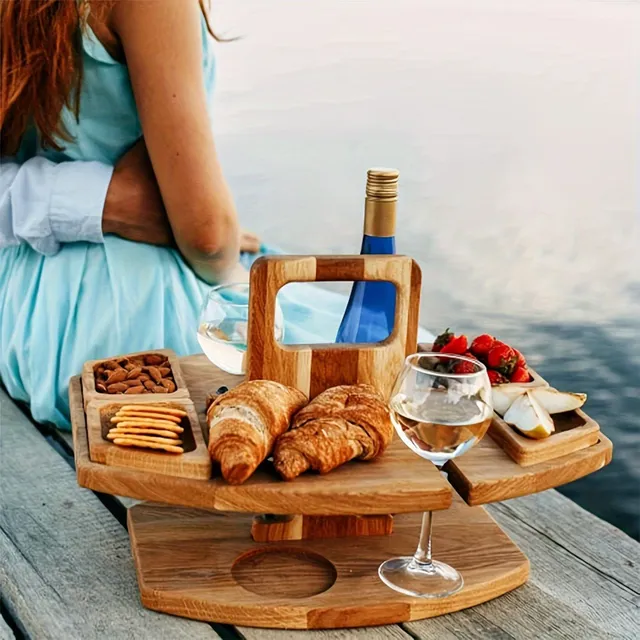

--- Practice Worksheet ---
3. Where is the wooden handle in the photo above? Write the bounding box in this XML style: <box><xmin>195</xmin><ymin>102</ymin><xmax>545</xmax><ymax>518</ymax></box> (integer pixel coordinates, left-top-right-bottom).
<box><xmin>247</xmin><ymin>255</ymin><xmax>421</xmax><ymax>398</ymax></box>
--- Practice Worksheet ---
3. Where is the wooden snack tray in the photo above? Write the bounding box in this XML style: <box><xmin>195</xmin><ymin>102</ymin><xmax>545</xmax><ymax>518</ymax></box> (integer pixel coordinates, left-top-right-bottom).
<box><xmin>81</xmin><ymin>348</ymin><xmax>189</xmax><ymax>410</ymax></box>
<box><xmin>86</xmin><ymin>399</ymin><xmax>210</xmax><ymax>480</ymax></box>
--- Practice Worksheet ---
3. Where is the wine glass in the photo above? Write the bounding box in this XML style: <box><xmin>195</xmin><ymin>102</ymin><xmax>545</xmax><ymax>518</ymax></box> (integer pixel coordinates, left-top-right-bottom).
<box><xmin>379</xmin><ymin>352</ymin><xmax>492</xmax><ymax>598</ymax></box>
<box><xmin>197</xmin><ymin>283</ymin><xmax>285</xmax><ymax>375</ymax></box>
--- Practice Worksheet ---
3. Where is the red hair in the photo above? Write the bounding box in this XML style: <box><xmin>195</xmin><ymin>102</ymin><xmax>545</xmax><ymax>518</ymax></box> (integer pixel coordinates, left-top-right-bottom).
<box><xmin>1</xmin><ymin>0</ymin><xmax>219</xmax><ymax>156</ymax></box>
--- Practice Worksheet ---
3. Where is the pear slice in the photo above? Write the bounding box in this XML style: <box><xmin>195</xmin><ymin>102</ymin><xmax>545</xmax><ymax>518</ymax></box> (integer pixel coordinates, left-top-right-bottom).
<box><xmin>530</xmin><ymin>387</ymin><xmax>586</xmax><ymax>414</ymax></box>
<box><xmin>503</xmin><ymin>391</ymin><xmax>555</xmax><ymax>439</ymax></box>
<box><xmin>491</xmin><ymin>386</ymin><xmax>527</xmax><ymax>416</ymax></box>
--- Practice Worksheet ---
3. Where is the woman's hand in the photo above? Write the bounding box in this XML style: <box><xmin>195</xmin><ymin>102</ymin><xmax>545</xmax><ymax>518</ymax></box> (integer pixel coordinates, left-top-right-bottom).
<box><xmin>103</xmin><ymin>139</ymin><xmax>262</xmax><ymax>255</ymax></box>
<box><xmin>240</xmin><ymin>229</ymin><xmax>260</xmax><ymax>254</ymax></box>
<box><xmin>102</xmin><ymin>140</ymin><xmax>174</xmax><ymax>246</ymax></box>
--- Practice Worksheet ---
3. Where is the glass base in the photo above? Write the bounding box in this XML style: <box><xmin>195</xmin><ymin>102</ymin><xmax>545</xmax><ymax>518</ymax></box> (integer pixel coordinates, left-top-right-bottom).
<box><xmin>378</xmin><ymin>556</ymin><xmax>464</xmax><ymax>598</ymax></box>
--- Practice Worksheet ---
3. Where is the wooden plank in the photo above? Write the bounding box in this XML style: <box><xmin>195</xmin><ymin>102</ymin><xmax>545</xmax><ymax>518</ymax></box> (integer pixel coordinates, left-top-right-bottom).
<box><xmin>405</xmin><ymin>491</ymin><xmax>639</xmax><ymax>640</ymax></box>
<box><xmin>0</xmin><ymin>389</ymin><xmax>220</xmax><ymax>640</ymax></box>
<box><xmin>239</xmin><ymin>627</ymin><xmax>411</xmax><ymax>640</ymax></box>
<box><xmin>0</xmin><ymin>616</ymin><xmax>15</xmax><ymax>640</ymax></box>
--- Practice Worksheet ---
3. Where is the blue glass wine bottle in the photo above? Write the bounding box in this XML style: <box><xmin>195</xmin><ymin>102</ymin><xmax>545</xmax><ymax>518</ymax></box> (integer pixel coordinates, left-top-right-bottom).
<box><xmin>336</xmin><ymin>168</ymin><xmax>398</xmax><ymax>343</ymax></box>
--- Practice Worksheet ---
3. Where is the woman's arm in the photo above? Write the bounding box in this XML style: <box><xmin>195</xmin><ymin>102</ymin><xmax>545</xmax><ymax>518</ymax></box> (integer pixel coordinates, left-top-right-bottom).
<box><xmin>111</xmin><ymin>0</ymin><xmax>240</xmax><ymax>284</ymax></box>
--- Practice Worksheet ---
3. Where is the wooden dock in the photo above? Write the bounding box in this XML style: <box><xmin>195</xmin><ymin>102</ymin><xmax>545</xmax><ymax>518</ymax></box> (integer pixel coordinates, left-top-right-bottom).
<box><xmin>1</xmin><ymin>386</ymin><xmax>638</xmax><ymax>639</ymax></box>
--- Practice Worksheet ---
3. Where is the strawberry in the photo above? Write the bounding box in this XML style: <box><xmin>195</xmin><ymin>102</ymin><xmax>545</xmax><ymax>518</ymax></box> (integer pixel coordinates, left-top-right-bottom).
<box><xmin>464</xmin><ymin>351</ymin><xmax>479</xmax><ymax>361</ymax></box>
<box><xmin>433</xmin><ymin>328</ymin><xmax>454</xmax><ymax>352</ymax></box>
<box><xmin>470</xmin><ymin>334</ymin><xmax>495</xmax><ymax>359</ymax></box>
<box><xmin>514</xmin><ymin>348</ymin><xmax>527</xmax><ymax>369</ymax></box>
<box><xmin>487</xmin><ymin>369</ymin><xmax>509</xmax><ymax>386</ymax></box>
<box><xmin>453</xmin><ymin>360</ymin><xmax>477</xmax><ymax>374</ymax></box>
<box><xmin>487</xmin><ymin>343</ymin><xmax>517</xmax><ymax>375</ymax></box>
<box><xmin>440</xmin><ymin>334</ymin><xmax>468</xmax><ymax>355</ymax></box>
<box><xmin>510</xmin><ymin>366</ymin><xmax>532</xmax><ymax>383</ymax></box>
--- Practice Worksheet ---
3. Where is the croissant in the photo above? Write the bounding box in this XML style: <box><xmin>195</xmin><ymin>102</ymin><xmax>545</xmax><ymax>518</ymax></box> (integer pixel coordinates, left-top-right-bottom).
<box><xmin>273</xmin><ymin>383</ymin><xmax>393</xmax><ymax>481</ymax></box>
<box><xmin>206</xmin><ymin>380</ymin><xmax>307</xmax><ymax>484</ymax></box>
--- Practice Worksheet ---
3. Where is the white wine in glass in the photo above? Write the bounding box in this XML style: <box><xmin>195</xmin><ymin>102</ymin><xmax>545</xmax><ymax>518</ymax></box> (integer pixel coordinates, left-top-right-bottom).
<box><xmin>379</xmin><ymin>352</ymin><xmax>492</xmax><ymax>598</ymax></box>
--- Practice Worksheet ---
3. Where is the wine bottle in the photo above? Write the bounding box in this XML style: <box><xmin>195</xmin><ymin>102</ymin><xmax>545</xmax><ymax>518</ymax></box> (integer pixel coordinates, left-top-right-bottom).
<box><xmin>336</xmin><ymin>168</ymin><xmax>398</xmax><ymax>343</ymax></box>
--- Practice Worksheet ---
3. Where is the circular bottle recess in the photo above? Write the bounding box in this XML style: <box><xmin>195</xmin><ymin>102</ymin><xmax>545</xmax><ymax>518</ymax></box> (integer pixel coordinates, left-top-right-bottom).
<box><xmin>232</xmin><ymin>548</ymin><xmax>337</xmax><ymax>598</ymax></box>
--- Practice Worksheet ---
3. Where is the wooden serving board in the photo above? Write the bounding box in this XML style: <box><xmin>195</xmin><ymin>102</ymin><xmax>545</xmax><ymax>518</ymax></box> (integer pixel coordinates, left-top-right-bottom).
<box><xmin>247</xmin><ymin>255</ymin><xmax>421</xmax><ymax>398</ymax></box>
<box><xmin>85</xmin><ymin>400</ymin><xmax>211</xmax><ymax>480</ymax></box>
<box><xmin>71</xmin><ymin>375</ymin><xmax>452</xmax><ymax>515</ymax></box>
<box><xmin>71</xmin><ymin>355</ymin><xmax>612</xmax><ymax>509</ymax></box>
<box><xmin>127</xmin><ymin>495</ymin><xmax>529</xmax><ymax>629</ymax></box>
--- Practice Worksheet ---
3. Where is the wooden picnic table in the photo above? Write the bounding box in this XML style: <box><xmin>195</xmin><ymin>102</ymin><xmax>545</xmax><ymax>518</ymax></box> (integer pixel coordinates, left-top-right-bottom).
<box><xmin>1</xmin><ymin>386</ymin><xmax>639</xmax><ymax>639</ymax></box>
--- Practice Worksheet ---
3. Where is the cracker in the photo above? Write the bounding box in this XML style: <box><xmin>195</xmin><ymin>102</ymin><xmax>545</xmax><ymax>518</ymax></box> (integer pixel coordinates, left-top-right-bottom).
<box><xmin>114</xmin><ymin>411</ymin><xmax>181</xmax><ymax>423</ymax></box>
<box><xmin>107</xmin><ymin>427</ymin><xmax>181</xmax><ymax>439</ymax></box>
<box><xmin>108</xmin><ymin>432</ymin><xmax>182</xmax><ymax>445</ymax></box>
<box><xmin>110</xmin><ymin>418</ymin><xmax>183</xmax><ymax>432</ymax></box>
<box><xmin>118</xmin><ymin>404</ymin><xmax>187</xmax><ymax>417</ymax></box>
<box><xmin>112</xmin><ymin>437</ymin><xmax>184</xmax><ymax>453</ymax></box>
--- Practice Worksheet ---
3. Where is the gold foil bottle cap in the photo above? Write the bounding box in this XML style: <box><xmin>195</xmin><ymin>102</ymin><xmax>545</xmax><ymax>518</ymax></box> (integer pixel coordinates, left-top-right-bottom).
<box><xmin>366</xmin><ymin>168</ymin><xmax>399</xmax><ymax>201</ymax></box>
<box><xmin>364</xmin><ymin>168</ymin><xmax>398</xmax><ymax>236</ymax></box>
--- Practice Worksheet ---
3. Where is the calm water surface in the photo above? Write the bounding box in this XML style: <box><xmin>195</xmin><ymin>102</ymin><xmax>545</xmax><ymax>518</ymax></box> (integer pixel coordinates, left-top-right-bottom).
<box><xmin>212</xmin><ymin>0</ymin><xmax>639</xmax><ymax>538</ymax></box>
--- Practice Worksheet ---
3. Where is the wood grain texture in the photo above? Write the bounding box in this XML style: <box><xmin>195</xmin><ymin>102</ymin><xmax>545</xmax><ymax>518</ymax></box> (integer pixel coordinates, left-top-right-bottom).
<box><xmin>489</xmin><ymin>407</ymin><xmax>601</xmax><ymax>467</ymax></box>
<box><xmin>127</xmin><ymin>496</ymin><xmax>529</xmax><ymax>629</ymax></box>
<box><xmin>246</xmin><ymin>255</ymin><xmax>421</xmax><ymax>399</ymax></box>
<box><xmin>72</xmin><ymin>352</ymin><xmax>613</xmax><ymax>511</ymax></box>
<box><xmin>473</xmin><ymin>492</ymin><xmax>640</xmax><ymax>640</ymax></box>
<box><xmin>0</xmin><ymin>389</ymin><xmax>219</xmax><ymax>640</ymax></box>
<box><xmin>86</xmin><ymin>400</ymin><xmax>211</xmax><ymax>480</ymax></box>
<box><xmin>81</xmin><ymin>349</ymin><xmax>189</xmax><ymax>410</ymax></box>
<box><xmin>0</xmin><ymin>616</ymin><xmax>15</xmax><ymax>640</ymax></box>
<box><xmin>251</xmin><ymin>514</ymin><xmax>394</xmax><ymax>542</ymax></box>
<box><xmin>446</xmin><ymin>433</ymin><xmax>613</xmax><ymax>506</ymax></box>
<box><xmin>71</xmin><ymin>376</ymin><xmax>452</xmax><ymax>515</ymax></box>
<box><xmin>239</xmin><ymin>626</ymin><xmax>412</xmax><ymax>640</ymax></box>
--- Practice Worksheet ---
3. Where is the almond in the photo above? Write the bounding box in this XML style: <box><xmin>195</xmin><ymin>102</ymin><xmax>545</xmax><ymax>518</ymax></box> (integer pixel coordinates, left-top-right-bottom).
<box><xmin>96</xmin><ymin>383</ymin><xmax>107</xmax><ymax>393</ymax></box>
<box><xmin>138</xmin><ymin>373</ymin><xmax>150</xmax><ymax>383</ymax></box>
<box><xmin>107</xmin><ymin>382</ymin><xmax>128</xmax><ymax>393</ymax></box>
<box><xmin>126</xmin><ymin>366</ymin><xmax>142</xmax><ymax>380</ymax></box>
<box><xmin>103</xmin><ymin>360</ymin><xmax>119</xmax><ymax>370</ymax></box>
<box><xmin>160</xmin><ymin>379</ymin><xmax>176</xmax><ymax>392</ymax></box>
<box><xmin>158</xmin><ymin>367</ymin><xmax>171</xmax><ymax>377</ymax></box>
<box><xmin>148</xmin><ymin>366</ymin><xmax>162</xmax><ymax>383</ymax></box>
<box><xmin>145</xmin><ymin>354</ymin><xmax>164</xmax><ymax>366</ymax></box>
<box><xmin>124</xmin><ymin>385</ymin><xmax>145</xmax><ymax>394</ymax></box>
<box><xmin>152</xmin><ymin>385</ymin><xmax>168</xmax><ymax>393</ymax></box>
<box><xmin>123</xmin><ymin>379</ymin><xmax>142</xmax><ymax>387</ymax></box>
<box><xmin>105</xmin><ymin>368</ymin><xmax>127</xmax><ymax>385</ymax></box>
<box><xmin>124</xmin><ymin>362</ymin><xmax>136</xmax><ymax>371</ymax></box>
<box><xmin>143</xmin><ymin>380</ymin><xmax>156</xmax><ymax>390</ymax></box>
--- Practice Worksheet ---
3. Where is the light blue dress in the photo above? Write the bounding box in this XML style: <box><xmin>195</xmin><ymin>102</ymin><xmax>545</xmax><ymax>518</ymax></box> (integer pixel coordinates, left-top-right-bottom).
<box><xmin>0</xmin><ymin>19</ymin><xmax>351</xmax><ymax>428</ymax></box>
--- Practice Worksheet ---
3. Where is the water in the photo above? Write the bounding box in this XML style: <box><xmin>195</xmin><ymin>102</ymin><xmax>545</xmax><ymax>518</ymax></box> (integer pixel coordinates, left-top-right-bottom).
<box><xmin>212</xmin><ymin>0</ymin><xmax>639</xmax><ymax>539</ymax></box>
<box><xmin>197</xmin><ymin>322</ymin><xmax>247</xmax><ymax>375</ymax></box>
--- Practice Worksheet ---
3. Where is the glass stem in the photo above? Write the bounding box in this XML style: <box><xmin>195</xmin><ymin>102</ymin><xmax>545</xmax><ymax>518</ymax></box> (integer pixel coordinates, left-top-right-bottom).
<box><xmin>413</xmin><ymin>511</ymin><xmax>434</xmax><ymax>567</ymax></box>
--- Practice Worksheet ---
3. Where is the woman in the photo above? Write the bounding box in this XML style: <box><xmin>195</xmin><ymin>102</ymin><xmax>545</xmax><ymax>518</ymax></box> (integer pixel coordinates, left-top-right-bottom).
<box><xmin>0</xmin><ymin>0</ymin><xmax>347</xmax><ymax>427</ymax></box>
